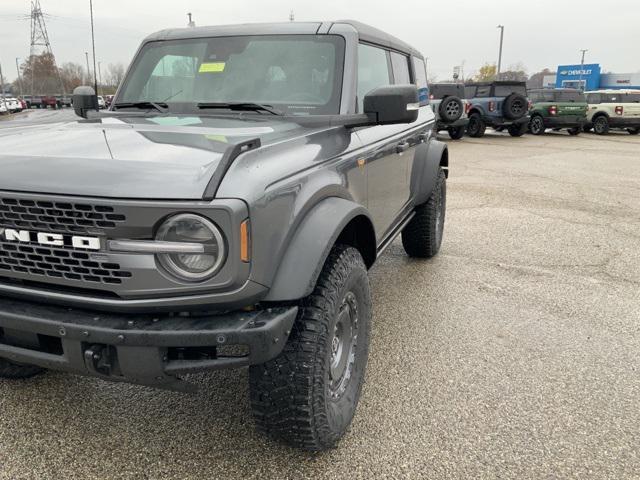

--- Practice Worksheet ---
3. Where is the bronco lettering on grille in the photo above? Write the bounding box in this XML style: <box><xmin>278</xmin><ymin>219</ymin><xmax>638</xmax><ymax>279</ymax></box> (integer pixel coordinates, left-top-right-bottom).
<box><xmin>0</xmin><ymin>228</ymin><xmax>101</xmax><ymax>250</ymax></box>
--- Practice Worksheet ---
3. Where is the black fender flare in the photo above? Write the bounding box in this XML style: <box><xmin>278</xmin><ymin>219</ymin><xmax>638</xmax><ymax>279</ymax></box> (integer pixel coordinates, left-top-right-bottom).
<box><xmin>264</xmin><ymin>197</ymin><xmax>375</xmax><ymax>302</ymax></box>
<box><xmin>410</xmin><ymin>139</ymin><xmax>448</xmax><ymax>207</ymax></box>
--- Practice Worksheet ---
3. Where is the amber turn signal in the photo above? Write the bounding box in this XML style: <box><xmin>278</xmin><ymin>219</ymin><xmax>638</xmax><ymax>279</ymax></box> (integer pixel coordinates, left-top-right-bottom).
<box><xmin>240</xmin><ymin>220</ymin><xmax>250</xmax><ymax>263</ymax></box>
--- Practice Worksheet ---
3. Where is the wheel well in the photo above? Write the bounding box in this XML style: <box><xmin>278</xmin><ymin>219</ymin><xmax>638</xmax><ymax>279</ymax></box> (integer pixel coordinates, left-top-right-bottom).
<box><xmin>440</xmin><ymin>148</ymin><xmax>449</xmax><ymax>178</ymax></box>
<box><xmin>335</xmin><ymin>215</ymin><xmax>376</xmax><ymax>269</ymax></box>
<box><xmin>468</xmin><ymin>108</ymin><xmax>480</xmax><ymax>117</ymax></box>
<box><xmin>593</xmin><ymin>111</ymin><xmax>609</xmax><ymax>120</ymax></box>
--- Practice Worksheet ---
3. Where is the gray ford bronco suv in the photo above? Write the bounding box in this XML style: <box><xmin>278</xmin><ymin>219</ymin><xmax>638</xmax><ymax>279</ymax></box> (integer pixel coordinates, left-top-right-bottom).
<box><xmin>0</xmin><ymin>21</ymin><xmax>448</xmax><ymax>450</ymax></box>
<box><xmin>465</xmin><ymin>81</ymin><xmax>530</xmax><ymax>137</ymax></box>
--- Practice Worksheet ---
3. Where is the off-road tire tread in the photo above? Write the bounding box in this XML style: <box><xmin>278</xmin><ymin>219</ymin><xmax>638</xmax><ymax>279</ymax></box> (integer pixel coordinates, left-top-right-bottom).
<box><xmin>401</xmin><ymin>169</ymin><xmax>446</xmax><ymax>258</ymax></box>
<box><xmin>249</xmin><ymin>245</ymin><xmax>370</xmax><ymax>451</ymax></box>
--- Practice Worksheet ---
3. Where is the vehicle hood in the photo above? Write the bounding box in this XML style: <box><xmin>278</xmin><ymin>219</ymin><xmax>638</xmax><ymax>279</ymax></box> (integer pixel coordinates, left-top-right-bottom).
<box><xmin>0</xmin><ymin>115</ymin><xmax>320</xmax><ymax>199</ymax></box>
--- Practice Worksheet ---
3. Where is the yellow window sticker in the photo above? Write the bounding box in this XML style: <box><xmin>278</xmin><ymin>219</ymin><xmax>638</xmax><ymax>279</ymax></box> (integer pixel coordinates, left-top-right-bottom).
<box><xmin>199</xmin><ymin>62</ymin><xmax>226</xmax><ymax>73</ymax></box>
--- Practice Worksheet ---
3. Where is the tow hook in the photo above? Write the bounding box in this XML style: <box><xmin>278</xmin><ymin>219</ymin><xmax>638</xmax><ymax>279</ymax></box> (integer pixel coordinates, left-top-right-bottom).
<box><xmin>83</xmin><ymin>344</ymin><xmax>115</xmax><ymax>376</ymax></box>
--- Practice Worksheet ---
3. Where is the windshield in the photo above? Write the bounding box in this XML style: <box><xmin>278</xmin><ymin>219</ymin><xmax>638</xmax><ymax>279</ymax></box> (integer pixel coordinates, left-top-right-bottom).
<box><xmin>116</xmin><ymin>35</ymin><xmax>345</xmax><ymax>115</ymax></box>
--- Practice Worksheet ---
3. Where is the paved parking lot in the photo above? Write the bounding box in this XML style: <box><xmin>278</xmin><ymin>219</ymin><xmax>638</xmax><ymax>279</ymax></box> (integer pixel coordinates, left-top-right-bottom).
<box><xmin>0</xmin><ymin>115</ymin><xmax>639</xmax><ymax>479</ymax></box>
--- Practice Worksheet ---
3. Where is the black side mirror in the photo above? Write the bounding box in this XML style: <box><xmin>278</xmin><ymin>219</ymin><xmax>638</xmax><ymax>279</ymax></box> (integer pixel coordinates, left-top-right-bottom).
<box><xmin>363</xmin><ymin>85</ymin><xmax>419</xmax><ymax>125</ymax></box>
<box><xmin>72</xmin><ymin>86</ymin><xmax>98</xmax><ymax>118</ymax></box>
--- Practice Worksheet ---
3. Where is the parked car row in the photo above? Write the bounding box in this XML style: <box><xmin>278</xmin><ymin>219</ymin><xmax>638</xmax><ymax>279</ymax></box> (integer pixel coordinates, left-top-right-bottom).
<box><xmin>0</xmin><ymin>97</ymin><xmax>27</xmax><ymax>114</ymax></box>
<box><xmin>428</xmin><ymin>81</ymin><xmax>640</xmax><ymax>140</ymax></box>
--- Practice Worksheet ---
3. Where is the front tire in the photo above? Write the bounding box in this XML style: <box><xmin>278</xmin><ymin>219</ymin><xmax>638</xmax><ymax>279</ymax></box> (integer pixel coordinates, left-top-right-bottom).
<box><xmin>0</xmin><ymin>358</ymin><xmax>45</xmax><ymax>379</ymax></box>
<box><xmin>249</xmin><ymin>245</ymin><xmax>371</xmax><ymax>451</ymax></box>
<box><xmin>567</xmin><ymin>127</ymin><xmax>581</xmax><ymax>136</ymax></box>
<box><xmin>593</xmin><ymin>116</ymin><xmax>610</xmax><ymax>135</ymax></box>
<box><xmin>402</xmin><ymin>169</ymin><xmax>446</xmax><ymax>258</ymax></box>
<box><xmin>529</xmin><ymin>115</ymin><xmax>546</xmax><ymax>135</ymax></box>
<box><xmin>448</xmin><ymin>125</ymin><xmax>465</xmax><ymax>140</ymax></box>
<box><xmin>627</xmin><ymin>127</ymin><xmax>639</xmax><ymax>135</ymax></box>
<box><xmin>467</xmin><ymin>113</ymin><xmax>486</xmax><ymax>138</ymax></box>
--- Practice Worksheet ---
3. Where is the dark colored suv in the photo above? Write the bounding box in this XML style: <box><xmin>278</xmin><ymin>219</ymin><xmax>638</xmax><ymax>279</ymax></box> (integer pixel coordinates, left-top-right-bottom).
<box><xmin>0</xmin><ymin>21</ymin><xmax>448</xmax><ymax>451</ymax></box>
<box><xmin>429</xmin><ymin>83</ymin><xmax>468</xmax><ymax>140</ymax></box>
<box><xmin>465</xmin><ymin>81</ymin><xmax>530</xmax><ymax>137</ymax></box>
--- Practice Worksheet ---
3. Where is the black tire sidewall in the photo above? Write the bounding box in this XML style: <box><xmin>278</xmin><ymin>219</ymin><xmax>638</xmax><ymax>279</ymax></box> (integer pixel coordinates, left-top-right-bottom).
<box><xmin>594</xmin><ymin>116</ymin><xmax>609</xmax><ymax>135</ymax></box>
<box><xmin>448</xmin><ymin>126</ymin><xmax>465</xmax><ymax>140</ymax></box>
<box><xmin>467</xmin><ymin>113</ymin><xmax>485</xmax><ymax>137</ymax></box>
<box><xmin>530</xmin><ymin>115</ymin><xmax>545</xmax><ymax>135</ymax></box>
<box><xmin>438</xmin><ymin>96</ymin><xmax>463</xmax><ymax>123</ymax></box>
<box><xmin>503</xmin><ymin>94</ymin><xmax>527</xmax><ymax>120</ymax></box>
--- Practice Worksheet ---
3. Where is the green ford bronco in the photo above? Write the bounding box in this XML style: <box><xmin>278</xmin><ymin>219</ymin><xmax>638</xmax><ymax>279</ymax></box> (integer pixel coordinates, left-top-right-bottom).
<box><xmin>527</xmin><ymin>88</ymin><xmax>587</xmax><ymax>136</ymax></box>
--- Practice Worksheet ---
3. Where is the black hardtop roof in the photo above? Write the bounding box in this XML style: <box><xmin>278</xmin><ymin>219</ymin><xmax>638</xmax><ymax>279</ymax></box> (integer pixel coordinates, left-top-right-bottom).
<box><xmin>432</xmin><ymin>82</ymin><xmax>465</xmax><ymax>87</ymax></box>
<box><xmin>143</xmin><ymin>20</ymin><xmax>423</xmax><ymax>58</ymax></box>
<box><xmin>465</xmin><ymin>80</ymin><xmax>527</xmax><ymax>87</ymax></box>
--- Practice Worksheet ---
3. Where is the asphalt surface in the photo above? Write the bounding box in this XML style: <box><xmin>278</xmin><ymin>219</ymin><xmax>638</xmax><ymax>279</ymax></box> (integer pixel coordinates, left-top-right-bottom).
<box><xmin>0</xmin><ymin>112</ymin><xmax>639</xmax><ymax>479</ymax></box>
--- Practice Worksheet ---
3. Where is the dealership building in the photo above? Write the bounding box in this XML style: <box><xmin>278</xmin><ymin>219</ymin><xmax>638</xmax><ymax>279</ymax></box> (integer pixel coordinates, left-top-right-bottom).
<box><xmin>542</xmin><ymin>64</ymin><xmax>640</xmax><ymax>91</ymax></box>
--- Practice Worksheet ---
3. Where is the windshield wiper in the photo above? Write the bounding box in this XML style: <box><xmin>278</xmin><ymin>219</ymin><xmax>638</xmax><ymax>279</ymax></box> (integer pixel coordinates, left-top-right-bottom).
<box><xmin>112</xmin><ymin>101</ymin><xmax>168</xmax><ymax>113</ymax></box>
<box><xmin>196</xmin><ymin>102</ymin><xmax>283</xmax><ymax>115</ymax></box>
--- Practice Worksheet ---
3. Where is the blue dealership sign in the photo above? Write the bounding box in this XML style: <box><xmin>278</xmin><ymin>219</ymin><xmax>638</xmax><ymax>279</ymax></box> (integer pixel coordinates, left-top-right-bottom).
<box><xmin>556</xmin><ymin>64</ymin><xmax>601</xmax><ymax>90</ymax></box>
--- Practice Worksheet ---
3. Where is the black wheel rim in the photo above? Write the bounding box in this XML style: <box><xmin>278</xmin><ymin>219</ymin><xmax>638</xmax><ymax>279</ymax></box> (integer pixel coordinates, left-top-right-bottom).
<box><xmin>511</xmin><ymin>100</ymin><xmax>525</xmax><ymax>117</ymax></box>
<box><xmin>435</xmin><ymin>180</ymin><xmax>445</xmax><ymax>245</ymax></box>
<box><xmin>595</xmin><ymin>118</ymin><xmax>607</xmax><ymax>133</ymax></box>
<box><xmin>532</xmin><ymin>117</ymin><xmax>543</xmax><ymax>133</ymax></box>
<box><xmin>329</xmin><ymin>291</ymin><xmax>358</xmax><ymax>400</ymax></box>
<box><xmin>468</xmin><ymin>117</ymin><xmax>478</xmax><ymax>134</ymax></box>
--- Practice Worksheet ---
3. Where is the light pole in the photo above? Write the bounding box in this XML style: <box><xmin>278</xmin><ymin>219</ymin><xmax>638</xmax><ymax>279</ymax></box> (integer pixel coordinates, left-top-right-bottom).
<box><xmin>0</xmin><ymin>61</ymin><xmax>7</xmax><ymax>112</ymax></box>
<box><xmin>85</xmin><ymin>52</ymin><xmax>91</xmax><ymax>85</ymax></box>
<box><xmin>15</xmin><ymin>58</ymin><xmax>23</xmax><ymax>98</ymax></box>
<box><xmin>89</xmin><ymin>0</ymin><xmax>98</xmax><ymax>95</ymax></box>
<box><xmin>579</xmin><ymin>49</ymin><xmax>588</xmax><ymax>91</ymax></box>
<box><xmin>97</xmin><ymin>61</ymin><xmax>102</xmax><ymax>95</ymax></box>
<box><xmin>496</xmin><ymin>25</ymin><xmax>504</xmax><ymax>80</ymax></box>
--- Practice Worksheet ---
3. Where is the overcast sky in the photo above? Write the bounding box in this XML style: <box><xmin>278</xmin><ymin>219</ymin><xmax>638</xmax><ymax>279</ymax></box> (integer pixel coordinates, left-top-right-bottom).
<box><xmin>1</xmin><ymin>0</ymin><xmax>639</xmax><ymax>83</ymax></box>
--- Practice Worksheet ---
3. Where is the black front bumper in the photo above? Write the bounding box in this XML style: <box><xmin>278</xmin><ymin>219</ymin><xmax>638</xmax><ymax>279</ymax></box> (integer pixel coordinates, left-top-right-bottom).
<box><xmin>0</xmin><ymin>297</ymin><xmax>297</xmax><ymax>391</ymax></box>
<box><xmin>436</xmin><ymin>117</ymin><xmax>469</xmax><ymax>130</ymax></box>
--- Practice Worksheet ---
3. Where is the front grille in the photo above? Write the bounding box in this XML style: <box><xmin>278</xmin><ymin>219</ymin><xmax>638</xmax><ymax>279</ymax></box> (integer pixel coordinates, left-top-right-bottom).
<box><xmin>0</xmin><ymin>197</ymin><xmax>126</xmax><ymax>234</ymax></box>
<box><xmin>0</xmin><ymin>240</ymin><xmax>132</xmax><ymax>285</ymax></box>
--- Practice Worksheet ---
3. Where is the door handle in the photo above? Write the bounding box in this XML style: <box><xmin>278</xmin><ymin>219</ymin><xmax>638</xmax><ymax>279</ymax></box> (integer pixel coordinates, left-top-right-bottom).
<box><xmin>396</xmin><ymin>142</ymin><xmax>410</xmax><ymax>154</ymax></box>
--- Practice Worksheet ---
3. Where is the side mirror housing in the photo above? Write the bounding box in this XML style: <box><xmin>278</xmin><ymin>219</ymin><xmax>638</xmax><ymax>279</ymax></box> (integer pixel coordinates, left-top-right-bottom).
<box><xmin>363</xmin><ymin>85</ymin><xmax>420</xmax><ymax>125</ymax></box>
<box><xmin>72</xmin><ymin>86</ymin><xmax>98</xmax><ymax>118</ymax></box>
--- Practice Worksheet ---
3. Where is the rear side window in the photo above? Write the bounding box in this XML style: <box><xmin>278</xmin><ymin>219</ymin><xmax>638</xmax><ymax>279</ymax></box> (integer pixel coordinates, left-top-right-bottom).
<box><xmin>528</xmin><ymin>91</ymin><xmax>542</xmax><ymax>102</ymax></box>
<box><xmin>557</xmin><ymin>91</ymin><xmax>585</xmax><ymax>102</ymax></box>
<box><xmin>495</xmin><ymin>85</ymin><xmax>527</xmax><ymax>96</ymax></box>
<box><xmin>475</xmin><ymin>86</ymin><xmax>491</xmax><ymax>97</ymax></box>
<box><xmin>357</xmin><ymin>43</ymin><xmax>391</xmax><ymax>112</ymax></box>
<box><xmin>624</xmin><ymin>93</ymin><xmax>640</xmax><ymax>102</ymax></box>
<box><xmin>390</xmin><ymin>52</ymin><xmax>411</xmax><ymax>85</ymax></box>
<box><xmin>587</xmin><ymin>93</ymin><xmax>601</xmax><ymax>104</ymax></box>
<box><xmin>412</xmin><ymin>56</ymin><xmax>428</xmax><ymax>105</ymax></box>
<box><xmin>464</xmin><ymin>86</ymin><xmax>477</xmax><ymax>98</ymax></box>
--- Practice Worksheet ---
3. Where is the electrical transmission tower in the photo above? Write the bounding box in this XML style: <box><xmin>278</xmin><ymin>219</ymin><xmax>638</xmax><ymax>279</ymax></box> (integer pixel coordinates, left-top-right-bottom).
<box><xmin>28</xmin><ymin>0</ymin><xmax>64</xmax><ymax>95</ymax></box>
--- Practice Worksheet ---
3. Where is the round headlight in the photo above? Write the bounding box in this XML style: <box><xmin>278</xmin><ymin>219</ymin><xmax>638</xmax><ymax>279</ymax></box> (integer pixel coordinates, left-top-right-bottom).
<box><xmin>156</xmin><ymin>214</ymin><xmax>226</xmax><ymax>282</ymax></box>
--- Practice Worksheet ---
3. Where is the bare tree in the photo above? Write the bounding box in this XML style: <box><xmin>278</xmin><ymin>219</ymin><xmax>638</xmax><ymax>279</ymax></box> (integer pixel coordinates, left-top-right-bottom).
<box><xmin>499</xmin><ymin>62</ymin><xmax>528</xmax><ymax>82</ymax></box>
<box><xmin>527</xmin><ymin>68</ymin><xmax>554</xmax><ymax>89</ymax></box>
<box><xmin>104</xmin><ymin>63</ymin><xmax>126</xmax><ymax>89</ymax></box>
<box><xmin>59</xmin><ymin>62</ymin><xmax>85</xmax><ymax>93</ymax></box>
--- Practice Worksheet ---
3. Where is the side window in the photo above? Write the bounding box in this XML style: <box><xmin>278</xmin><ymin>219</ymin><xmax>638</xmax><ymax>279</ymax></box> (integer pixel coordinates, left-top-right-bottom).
<box><xmin>587</xmin><ymin>93</ymin><xmax>601</xmax><ymax>104</ymax></box>
<box><xmin>465</xmin><ymin>86</ymin><xmax>476</xmax><ymax>98</ymax></box>
<box><xmin>528</xmin><ymin>92</ymin><xmax>539</xmax><ymax>103</ymax></box>
<box><xmin>475</xmin><ymin>86</ymin><xmax>491</xmax><ymax>97</ymax></box>
<box><xmin>390</xmin><ymin>52</ymin><xmax>411</xmax><ymax>84</ymax></box>
<box><xmin>412</xmin><ymin>56</ymin><xmax>428</xmax><ymax>105</ymax></box>
<box><xmin>357</xmin><ymin>43</ymin><xmax>392</xmax><ymax>112</ymax></box>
